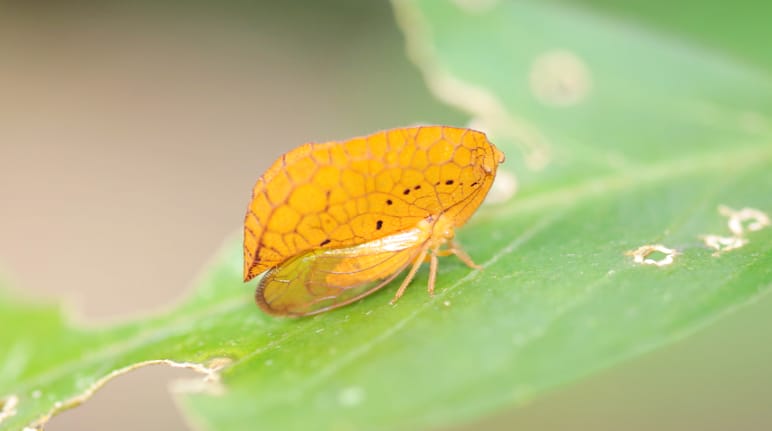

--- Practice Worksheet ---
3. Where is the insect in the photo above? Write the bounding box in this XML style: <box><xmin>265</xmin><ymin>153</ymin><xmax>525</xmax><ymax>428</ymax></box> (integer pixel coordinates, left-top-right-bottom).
<box><xmin>243</xmin><ymin>125</ymin><xmax>505</xmax><ymax>316</ymax></box>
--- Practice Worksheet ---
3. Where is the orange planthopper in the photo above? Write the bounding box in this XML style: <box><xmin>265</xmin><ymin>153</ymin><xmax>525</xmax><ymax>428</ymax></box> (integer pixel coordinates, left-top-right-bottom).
<box><xmin>243</xmin><ymin>125</ymin><xmax>505</xmax><ymax>316</ymax></box>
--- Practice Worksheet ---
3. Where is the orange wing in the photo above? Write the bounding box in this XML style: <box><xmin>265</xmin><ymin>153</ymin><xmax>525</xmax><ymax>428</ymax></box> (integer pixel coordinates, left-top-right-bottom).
<box><xmin>256</xmin><ymin>227</ymin><xmax>429</xmax><ymax>317</ymax></box>
<box><xmin>244</xmin><ymin>125</ymin><xmax>504</xmax><ymax>281</ymax></box>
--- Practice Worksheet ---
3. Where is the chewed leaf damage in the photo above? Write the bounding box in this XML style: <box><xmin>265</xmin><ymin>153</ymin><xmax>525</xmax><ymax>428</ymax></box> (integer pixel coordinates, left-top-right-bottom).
<box><xmin>19</xmin><ymin>359</ymin><xmax>228</xmax><ymax>431</ymax></box>
<box><xmin>626</xmin><ymin>244</ymin><xmax>679</xmax><ymax>267</ymax></box>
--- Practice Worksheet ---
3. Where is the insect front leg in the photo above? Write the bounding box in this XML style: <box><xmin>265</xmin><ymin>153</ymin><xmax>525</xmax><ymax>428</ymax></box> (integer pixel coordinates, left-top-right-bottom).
<box><xmin>451</xmin><ymin>245</ymin><xmax>482</xmax><ymax>270</ymax></box>
<box><xmin>435</xmin><ymin>241</ymin><xmax>482</xmax><ymax>270</ymax></box>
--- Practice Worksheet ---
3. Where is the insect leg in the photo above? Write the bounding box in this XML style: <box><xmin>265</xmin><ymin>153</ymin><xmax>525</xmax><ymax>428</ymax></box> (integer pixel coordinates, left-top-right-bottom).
<box><xmin>390</xmin><ymin>247</ymin><xmax>428</xmax><ymax>304</ymax></box>
<box><xmin>427</xmin><ymin>252</ymin><xmax>438</xmax><ymax>296</ymax></box>
<box><xmin>449</xmin><ymin>241</ymin><xmax>482</xmax><ymax>270</ymax></box>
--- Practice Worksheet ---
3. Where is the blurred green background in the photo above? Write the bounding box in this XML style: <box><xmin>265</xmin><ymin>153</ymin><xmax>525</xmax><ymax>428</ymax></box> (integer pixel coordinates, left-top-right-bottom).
<box><xmin>0</xmin><ymin>1</ymin><xmax>769</xmax><ymax>430</ymax></box>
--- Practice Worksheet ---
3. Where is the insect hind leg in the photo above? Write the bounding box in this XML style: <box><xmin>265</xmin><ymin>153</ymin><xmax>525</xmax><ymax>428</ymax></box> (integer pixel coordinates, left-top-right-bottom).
<box><xmin>390</xmin><ymin>247</ymin><xmax>429</xmax><ymax>304</ymax></box>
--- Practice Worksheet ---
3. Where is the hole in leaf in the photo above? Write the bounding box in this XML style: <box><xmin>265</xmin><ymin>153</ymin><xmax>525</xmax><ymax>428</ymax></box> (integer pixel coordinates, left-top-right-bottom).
<box><xmin>626</xmin><ymin>244</ymin><xmax>678</xmax><ymax>267</ymax></box>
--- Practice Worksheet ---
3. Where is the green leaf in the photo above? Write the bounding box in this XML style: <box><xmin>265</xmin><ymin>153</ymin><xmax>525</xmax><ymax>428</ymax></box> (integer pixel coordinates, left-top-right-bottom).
<box><xmin>1</xmin><ymin>1</ymin><xmax>771</xmax><ymax>430</ymax></box>
<box><xmin>569</xmin><ymin>0</ymin><xmax>772</xmax><ymax>71</ymax></box>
